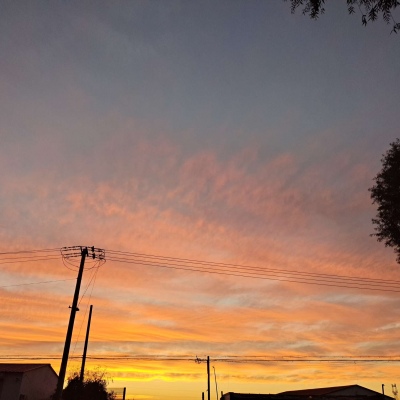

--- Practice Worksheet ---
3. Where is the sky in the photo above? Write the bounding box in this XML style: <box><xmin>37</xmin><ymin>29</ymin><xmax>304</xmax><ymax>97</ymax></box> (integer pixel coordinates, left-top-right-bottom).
<box><xmin>0</xmin><ymin>1</ymin><xmax>400</xmax><ymax>399</ymax></box>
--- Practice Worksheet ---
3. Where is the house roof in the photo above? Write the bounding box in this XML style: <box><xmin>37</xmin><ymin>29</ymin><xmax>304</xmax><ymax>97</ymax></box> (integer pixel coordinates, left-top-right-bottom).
<box><xmin>0</xmin><ymin>363</ymin><xmax>57</xmax><ymax>376</ymax></box>
<box><xmin>279</xmin><ymin>385</ymin><xmax>357</xmax><ymax>396</ymax></box>
<box><xmin>223</xmin><ymin>387</ymin><xmax>394</xmax><ymax>400</ymax></box>
<box><xmin>223</xmin><ymin>394</ymin><xmax>279</xmax><ymax>400</ymax></box>
<box><xmin>278</xmin><ymin>385</ymin><xmax>387</xmax><ymax>397</ymax></box>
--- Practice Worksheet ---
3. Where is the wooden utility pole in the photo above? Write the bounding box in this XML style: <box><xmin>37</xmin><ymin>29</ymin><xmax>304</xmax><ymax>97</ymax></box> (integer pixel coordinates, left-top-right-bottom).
<box><xmin>213</xmin><ymin>366</ymin><xmax>218</xmax><ymax>400</ymax></box>
<box><xmin>55</xmin><ymin>247</ymin><xmax>88</xmax><ymax>400</ymax></box>
<box><xmin>207</xmin><ymin>356</ymin><xmax>210</xmax><ymax>400</ymax></box>
<box><xmin>54</xmin><ymin>246</ymin><xmax>105</xmax><ymax>400</ymax></box>
<box><xmin>80</xmin><ymin>304</ymin><xmax>93</xmax><ymax>382</ymax></box>
<box><xmin>195</xmin><ymin>356</ymin><xmax>210</xmax><ymax>400</ymax></box>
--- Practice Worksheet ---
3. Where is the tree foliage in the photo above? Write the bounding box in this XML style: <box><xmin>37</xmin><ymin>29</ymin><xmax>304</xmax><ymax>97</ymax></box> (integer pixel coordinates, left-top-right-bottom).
<box><xmin>62</xmin><ymin>369</ymin><xmax>116</xmax><ymax>400</ymax></box>
<box><xmin>286</xmin><ymin>0</ymin><xmax>400</xmax><ymax>33</ymax></box>
<box><xmin>370</xmin><ymin>139</ymin><xmax>400</xmax><ymax>263</ymax></box>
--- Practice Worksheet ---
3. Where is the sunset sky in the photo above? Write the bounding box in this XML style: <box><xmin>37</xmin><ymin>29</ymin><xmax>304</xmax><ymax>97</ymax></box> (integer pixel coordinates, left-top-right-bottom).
<box><xmin>1</xmin><ymin>1</ymin><xmax>400</xmax><ymax>400</ymax></box>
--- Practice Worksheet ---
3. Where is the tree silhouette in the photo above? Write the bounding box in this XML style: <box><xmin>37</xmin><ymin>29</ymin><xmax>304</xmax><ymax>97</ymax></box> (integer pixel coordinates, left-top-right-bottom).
<box><xmin>286</xmin><ymin>0</ymin><xmax>400</xmax><ymax>33</ymax></box>
<box><xmin>62</xmin><ymin>370</ymin><xmax>116</xmax><ymax>400</ymax></box>
<box><xmin>370</xmin><ymin>139</ymin><xmax>400</xmax><ymax>263</ymax></box>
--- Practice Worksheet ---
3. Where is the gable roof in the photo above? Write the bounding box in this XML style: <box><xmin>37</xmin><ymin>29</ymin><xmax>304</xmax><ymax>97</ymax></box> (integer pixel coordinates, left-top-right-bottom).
<box><xmin>223</xmin><ymin>387</ymin><xmax>394</xmax><ymax>400</ymax></box>
<box><xmin>0</xmin><ymin>363</ymin><xmax>58</xmax><ymax>377</ymax></box>
<box><xmin>278</xmin><ymin>385</ymin><xmax>388</xmax><ymax>397</ymax></box>
<box><xmin>279</xmin><ymin>385</ymin><xmax>357</xmax><ymax>397</ymax></box>
<box><xmin>223</xmin><ymin>394</ymin><xmax>277</xmax><ymax>400</ymax></box>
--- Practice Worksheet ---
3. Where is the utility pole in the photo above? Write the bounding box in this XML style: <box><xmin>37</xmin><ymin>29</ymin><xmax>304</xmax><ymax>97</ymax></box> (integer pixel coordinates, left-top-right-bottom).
<box><xmin>213</xmin><ymin>366</ymin><xmax>218</xmax><ymax>400</ymax></box>
<box><xmin>80</xmin><ymin>304</ymin><xmax>93</xmax><ymax>382</ymax></box>
<box><xmin>207</xmin><ymin>356</ymin><xmax>210</xmax><ymax>400</ymax></box>
<box><xmin>122</xmin><ymin>387</ymin><xmax>126</xmax><ymax>400</ymax></box>
<box><xmin>54</xmin><ymin>246</ymin><xmax>105</xmax><ymax>400</ymax></box>
<box><xmin>195</xmin><ymin>356</ymin><xmax>210</xmax><ymax>400</ymax></box>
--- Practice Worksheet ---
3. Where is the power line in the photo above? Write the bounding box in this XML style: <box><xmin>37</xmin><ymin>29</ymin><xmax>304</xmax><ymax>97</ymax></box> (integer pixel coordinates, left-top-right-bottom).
<box><xmin>0</xmin><ymin>248</ymin><xmax>61</xmax><ymax>266</ymax></box>
<box><xmin>105</xmin><ymin>253</ymin><xmax>400</xmax><ymax>293</ymax></box>
<box><xmin>106</xmin><ymin>249</ymin><xmax>400</xmax><ymax>284</ymax></box>
<box><xmin>2</xmin><ymin>246</ymin><xmax>400</xmax><ymax>293</ymax></box>
<box><xmin>0</xmin><ymin>248</ymin><xmax>60</xmax><ymax>255</ymax></box>
<box><xmin>0</xmin><ymin>248</ymin><xmax>60</xmax><ymax>260</ymax></box>
<box><xmin>0</xmin><ymin>278</ymin><xmax>76</xmax><ymax>288</ymax></box>
<box><xmin>1</xmin><ymin>354</ymin><xmax>400</xmax><ymax>364</ymax></box>
<box><xmin>0</xmin><ymin>256</ymin><xmax>61</xmax><ymax>265</ymax></box>
<box><xmin>0</xmin><ymin>254</ymin><xmax>60</xmax><ymax>261</ymax></box>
